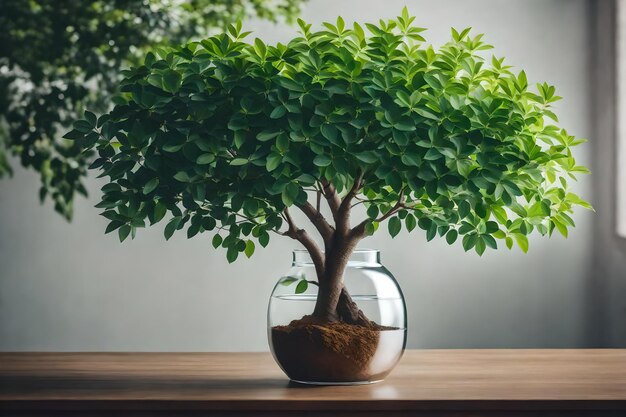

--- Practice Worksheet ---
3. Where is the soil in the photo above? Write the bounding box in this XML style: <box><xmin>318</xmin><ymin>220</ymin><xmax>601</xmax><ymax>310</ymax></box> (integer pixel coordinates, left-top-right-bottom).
<box><xmin>271</xmin><ymin>315</ymin><xmax>399</xmax><ymax>383</ymax></box>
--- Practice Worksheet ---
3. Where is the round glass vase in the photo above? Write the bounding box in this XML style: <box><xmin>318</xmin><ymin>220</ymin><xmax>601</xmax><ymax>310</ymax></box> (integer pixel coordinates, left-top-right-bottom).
<box><xmin>268</xmin><ymin>249</ymin><xmax>407</xmax><ymax>385</ymax></box>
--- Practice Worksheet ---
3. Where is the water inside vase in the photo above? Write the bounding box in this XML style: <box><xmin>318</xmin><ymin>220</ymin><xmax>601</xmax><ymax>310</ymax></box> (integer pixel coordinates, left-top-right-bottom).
<box><xmin>270</xmin><ymin>294</ymin><xmax>406</xmax><ymax>329</ymax></box>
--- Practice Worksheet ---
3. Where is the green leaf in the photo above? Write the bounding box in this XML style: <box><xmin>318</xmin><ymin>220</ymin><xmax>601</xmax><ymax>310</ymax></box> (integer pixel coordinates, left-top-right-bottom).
<box><xmin>234</xmin><ymin>130</ymin><xmax>246</xmax><ymax>148</ymax></box>
<box><xmin>462</xmin><ymin>233</ymin><xmax>478</xmax><ymax>251</ymax></box>
<box><xmin>254</xmin><ymin>37</ymin><xmax>267</xmax><ymax>57</ymax></box>
<box><xmin>474</xmin><ymin>201</ymin><xmax>488</xmax><ymax>219</ymax></box>
<box><xmin>401</xmin><ymin>153</ymin><xmax>420</xmax><ymax>167</ymax></box>
<box><xmin>502</xmin><ymin>181</ymin><xmax>523</xmax><ymax>197</ymax></box>
<box><xmin>143</xmin><ymin>178</ymin><xmax>159</xmax><ymax>195</ymax></box>
<box><xmin>416</xmin><ymin>108</ymin><xmax>439</xmax><ymax>120</ymax></box>
<box><xmin>212</xmin><ymin>234</ymin><xmax>223</xmax><ymax>248</ymax></box>
<box><xmin>552</xmin><ymin>218</ymin><xmax>569</xmax><ymax>238</ymax></box>
<box><xmin>270</xmin><ymin>106</ymin><xmax>287</xmax><ymax>119</ymax></box>
<box><xmin>62</xmin><ymin>129</ymin><xmax>84</xmax><ymax>140</ymax></box>
<box><xmin>395</xmin><ymin>90</ymin><xmax>411</xmax><ymax>107</ymax></box>
<box><xmin>202</xmin><ymin>217</ymin><xmax>216</xmax><ymax>231</ymax></box>
<box><xmin>296</xmin><ymin>173</ymin><xmax>316</xmax><ymax>185</ymax></box>
<box><xmin>517</xmin><ymin>70</ymin><xmax>528</xmax><ymax>90</ymax></box>
<box><xmin>418</xmin><ymin>217</ymin><xmax>432</xmax><ymax>231</ymax></box>
<box><xmin>458</xmin><ymin>200</ymin><xmax>471</xmax><ymax>219</ymax></box>
<box><xmin>394</xmin><ymin>118</ymin><xmax>416</xmax><ymax>132</ymax></box>
<box><xmin>446</xmin><ymin>229</ymin><xmax>458</xmax><ymax>245</ymax></box>
<box><xmin>163</xmin><ymin>70</ymin><xmax>182</xmax><ymax>93</ymax></box>
<box><xmin>257</xmin><ymin>130</ymin><xmax>281</xmax><ymax>141</ymax></box>
<box><xmin>164</xmin><ymin>217</ymin><xmax>182</xmax><ymax>240</ymax></box>
<box><xmin>458</xmin><ymin>221</ymin><xmax>474</xmax><ymax>235</ymax></box>
<box><xmin>153</xmin><ymin>202</ymin><xmax>167</xmax><ymax>223</ymax></box>
<box><xmin>456</xmin><ymin>159</ymin><xmax>473</xmax><ymax>177</ymax></box>
<box><xmin>73</xmin><ymin>120</ymin><xmax>93</xmax><ymax>133</ymax></box>
<box><xmin>320</xmin><ymin>124</ymin><xmax>338</xmax><ymax>142</ymax></box>
<box><xmin>475</xmin><ymin>237</ymin><xmax>486</xmax><ymax>256</ymax></box>
<box><xmin>485</xmin><ymin>221</ymin><xmax>499</xmax><ymax>234</ymax></box>
<box><xmin>244</xmin><ymin>240</ymin><xmax>255</xmax><ymax>258</ymax></box>
<box><xmin>365</xmin><ymin>221</ymin><xmax>377</xmax><ymax>236</ymax></box>
<box><xmin>118</xmin><ymin>224</ymin><xmax>131</xmax><ymax>242</ymax></box>
<box><xmin>277</xmin><ymin>78</ymin><xmax>304</xmax><ymax>92</ymax></box>
<box><xmin>492</xmin><ymin>206</ymin><xmax>508</xmax><ymax>224</ymax></box>
<box><xmin>281</xmin><ymin>276</ymin><xmax>299</xmax><ymax>286</ymax></box>
<box><xmin>313</xmin><ymin>154</ymin><xmax>332</xmax><ymax>167</ymax></box>
<box><xmin>163</xmin><ymin>142</ymin><xmax>185</xmax><ymax>153</ymax></box>
<box><xmin>281</xmin><ymin>183</ymin><xmax>299</xmax><ymax>206</ymax></box>
<box><xmin>295</xmin><ymin>280</ymin><xmax>308</xmax><ymax>294</ymax></box>
<box><xmin>424</xmin><ymin>148</ymin><xmax>441</xmax><ymax>161</ymax></box>
<box><xmin>388</xmin><ymin>217</ymin><xmax>401</xmax><ymax>238</ymax></box>
<box><xmin>276</xmin><ymin>133</ymin><xmax>289</xmax><ymax>152</ymax></box>
<box><xmin>105</xmin><ymin>220</ymin><xmax>124</xmax><ymax>234</ymax></box>
<box><xmin>566</xmin><ymin>193</ymin><xmax>594</xmax><ymax>211</ymax></box>
<box><xmin>230</xmin><ymin>158</ymin><xmax>248</xmax><ymax>166</ymax></box>
<box><xmin>266</xmin><ymin>153</ymin><xmax>282</xmax><ymax>172</ymax></box>
<box><xmin>144</xmin><ymin>52</ymin><xmax>156</xmax><ymax>67</ymax></box>
<box><xmin>356</xmin><ymin>152</ymin><xmax>378</xmax><ymax>164</ymax></box>
<box><xmin>483</xmin><ymin>234</ymin><xmax>498</xmax><ymax>249</ymax></box>
<box><xmin>405</xmin><ymin>213</ymin><xmax>417</xmax><ymax>232</ymax></box>
<box><xmin>493</xmin><ymin>230</ymin><xmax>506</xmax><ymax>239</ymax></box>
<box><xmin>84</xmin><ymin>111</ymin><xmax>97</xmax><ymax>128</ymax></box>
<box><xmin>197</xmin><ymin>154</ymin><xmax>216</xmax><ymax>165</ymax></box>
<box><xmin>258</xmin><ymin>231</ymin><xmax>270</xmax><ymax>247</ymax></box>
<box><xmin>367</xmin><ymin>205</ymin><xmax>379</xmax><ymax>219</ymax></box>
<box><xmin>187</xmin><ymin>222</ymin><xmax>201</xmax><ymax>239</ymax></box>
<box><xmin>280</xmin><ymin>276</ymin><xmax>301</xmax><ymax>287</ymax></box>
<box><xmin>174</xmin><ymin>171</ymin><xmax>190</xmax><ymax>182</ymax></box>
<box><xmin>426</xmin><ymin>222</ymin><xmax>437</xmax><ymax>241</ymax></box>
<box><xmin>227</xmin><ymin>246</ymin><xmax>239</xmax><ymax>263</ymax></box>
<box><xmin>513</xmin><ymin>233</ymin><xmax>529</xmax><ymax>253</ymax></box>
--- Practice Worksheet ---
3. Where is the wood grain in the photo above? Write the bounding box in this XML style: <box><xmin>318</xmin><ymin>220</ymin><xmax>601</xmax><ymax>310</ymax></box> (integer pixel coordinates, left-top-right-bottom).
<box><xmin>1</xmin><ymin>350</ymin><xmax>625</xmax><ymax>416</ymax></box>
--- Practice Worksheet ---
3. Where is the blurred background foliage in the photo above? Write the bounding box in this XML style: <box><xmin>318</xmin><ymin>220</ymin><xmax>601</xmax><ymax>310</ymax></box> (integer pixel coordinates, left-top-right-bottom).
<box><xmin>0</xmin><ymin>0</ymin><xmax>302</xmax><ymax>219</ymax></box>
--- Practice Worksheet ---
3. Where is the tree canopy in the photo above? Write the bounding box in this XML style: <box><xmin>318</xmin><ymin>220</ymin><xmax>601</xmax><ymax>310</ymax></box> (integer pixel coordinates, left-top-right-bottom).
<box><xmin>0</xmin><ymin>0</ymin><xmax>301</xmax><ymax>218</ymax></box>
<box><xmin>70</xmin><ymin>8</ymin><xmax>592</xmax><ymax>260</ymax></box>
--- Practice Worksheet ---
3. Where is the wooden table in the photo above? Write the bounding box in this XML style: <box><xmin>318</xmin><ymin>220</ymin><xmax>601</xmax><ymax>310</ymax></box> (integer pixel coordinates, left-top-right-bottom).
<box><xmin>1</xmin><ymin>350</ymin><xmax>625</xmax><ymax>416</ymax></box>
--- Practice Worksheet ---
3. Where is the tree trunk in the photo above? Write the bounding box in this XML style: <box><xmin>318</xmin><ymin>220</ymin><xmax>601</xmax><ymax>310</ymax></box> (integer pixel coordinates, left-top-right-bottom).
<box><xmin>337</xmin><ymin>286</ymin><xmax>372</xmax><ymax>327</ymax></box>
<box><xmin>311</xmin><ymin>235</ymin><xmax>372</xmax><ymax>326</ymax></box>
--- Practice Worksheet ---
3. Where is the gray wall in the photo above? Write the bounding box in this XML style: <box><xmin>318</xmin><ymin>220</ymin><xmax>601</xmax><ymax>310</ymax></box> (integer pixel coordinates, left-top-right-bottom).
<box><xmin>0</xmin><ymin>0</ymin><xmax>600</xmax><ymax>351</ymax></box>
<box><xmin>589</xmin><ymin>0</ymin><xmax>626</xmax><ymax>347</ymax></box>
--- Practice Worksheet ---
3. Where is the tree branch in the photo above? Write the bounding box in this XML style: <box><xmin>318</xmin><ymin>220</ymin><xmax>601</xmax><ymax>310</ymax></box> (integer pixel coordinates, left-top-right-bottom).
<box><xmin>375</xmin><ymin>193</ymin><xmax>405</xmax><ymax>223</ymax></box>
<box><xmin>296</xmin><ymin>201</ymin><xmax>335</xmax><ymax>247</ymax></box>
<box><xmin>316</xmin><ymin>189</ymin><xmax>321</xmax><ymax>212</ymax></box>
<box><xmin>282</xmin><ymin>207</ymin><xmax>326</xmax><ymax>280</ymax></box>
<box><xmin>351</xmin><ymin>188</ymin><xmax>405</xmax><ymax>239</ymax></box>
<box><xmin>319</xmin><ymin>179</ymin><xmax>341</xmax><ymax>220</ymax></box>
<box><xmin>336</xmin><ymin>170</ymin><xmax>365</xmax><ymax>235</ymax></box>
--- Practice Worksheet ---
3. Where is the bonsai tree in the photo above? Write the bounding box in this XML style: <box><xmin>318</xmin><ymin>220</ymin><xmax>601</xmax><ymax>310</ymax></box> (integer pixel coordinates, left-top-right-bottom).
<box><xmin>70</xmin><ymin>8</ymin><xmax>591</xmax><ymax>325</ymax></box>
<box><xmin>0</xmin><ymin>0</ymin><xmax>301</xmax><ymax>219</ymax></box>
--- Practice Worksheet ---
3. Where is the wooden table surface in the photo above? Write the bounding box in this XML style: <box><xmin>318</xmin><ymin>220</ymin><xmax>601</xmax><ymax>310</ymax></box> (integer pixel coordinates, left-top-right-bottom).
<box><xmin>1</xmin><ymin>350</ymin><xmax>625</xmax><ymax>416</ymax></box>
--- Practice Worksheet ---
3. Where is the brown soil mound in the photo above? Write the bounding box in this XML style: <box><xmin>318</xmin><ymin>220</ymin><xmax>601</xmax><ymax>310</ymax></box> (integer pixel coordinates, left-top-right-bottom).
<box><xmin>271</xmin><ymin>315</ymin><xmax>398</xmax><ymax>383</ymax></box>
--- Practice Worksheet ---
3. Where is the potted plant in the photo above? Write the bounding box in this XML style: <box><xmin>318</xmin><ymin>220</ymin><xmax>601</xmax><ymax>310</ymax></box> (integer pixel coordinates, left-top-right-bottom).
<box><xmin>69</xmin><ymin>8</ymin><xmax>591</xmax><ymax>384</ymax></box>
